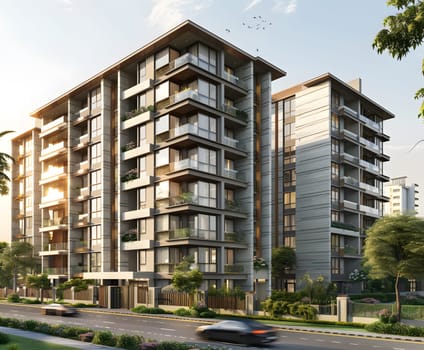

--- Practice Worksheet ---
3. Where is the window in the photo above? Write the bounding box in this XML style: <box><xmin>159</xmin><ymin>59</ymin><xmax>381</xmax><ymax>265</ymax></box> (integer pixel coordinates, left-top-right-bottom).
<box><xmin>90</xmin><ymin>115</ymin><xmax>101</xmax><ymax>138</ymax></box>
<box><xmin>90</xmin><ymin>197</ymin><xmax>101</xmax><ymax>219</ymax></box>
<box><xmin>284</xmin><ymin>122</ymin><xmax>295</xmax><ymax>139</ymax></box>
<box><xmin>90</xmin><ymin>170</ymin><xmax>102</xmax><ymax>192</ymax></box>
<box><xmin>155</xmin><ymin>148</ymin><xmax>169</xmax><ymax>167</ymax></box>
<box><xmin>155</xmin><ymin>181</ymin><xmax>169</xmax><ymax>200</ymax></box>
<box><xmin>155</xmin><ymin>81</ymin><xmax>169</xmax><ymax>102</ymax></box>
<box><xmin>197</xmin><ymin>79</ymin><xmax>216</xmax><ymax>107</ymax></box>
<box><xmin>156</xmin><ymin>215</ymin><xmax>169</xmax><ymax>232</ymax></box>
<box><xmin>139</xmin><ymin>188</ymin><xmax>146</xmax><ymax>209</ymax></box>
<box><xmin>24</xmin><ymin>216</ymin><xmax>32</xmax><ymax>235</ymax></box>
<box><xmin>331</xmin><ymin>162</ymin><xmax>339</xmax><ymax>180</ymax></box>
<box><xmin>138</xmin><ymin>156</ymin><xmax>146</xmax><ymax>177</ymax></box>
<box><xmin>155</xmin><ymin>114</ymin><xmax>169</xmax><ymax>135</ymax></box>
<box><xmin>90</xmin><ymin>143</ymin><xmax>101</xmax><ymax>166</ymax></box>
<box><xmin>331</xmin><ymin>91</ymin><xmax>340</xmax><ymax>109</ymax></box>
<box><xmin>284</xmin><ymin>192</ymin><xmax>296</xmax><ymax>209</ymax></box>
<box><xmin>139</xmin><ymin>250</ymin><xmax>147</xmax><ymax>266</ymax></box>
<box><xmin>196</xmin><ymin>113</ymin><xmax>216</xmax><ymax>141</ymax></box>
<box><xmin>90</xmin><ymin>252</ymin><xmax>101</xmax><ymax>272</ymax></box>
<box><xmin>197</xmin><ymin>147</ymin><xmax>216</xmax><ymax>174</ymax></box>
<box><xmin>283</xmin><ymin>170</ymin><xmax>296</xmax><ymax>187</ymax></box>
<box><xmin>138</xmin><ymin>93</ymin><xmax>146</xmax><ymax>109</ymax></box>
<box><xmin>138</xmin><ymin>60</ymin><xmax>146</xmax><ymax>82</ymax></box>
<box><xmin>138</xmin><ymin>125</ymin><xmax>146</xmax><ymax>146</ymax></box>
<box><xmin>284</xmin><ymin>146</ymin><xmax>296</xmax><ymax>164</ymax></box>
<box><xmin>224</xmin><ymin>219</ymin><xmax>235</xmax><ymax>233</ymax></box>
<box><xmin>90</xmin><ymin>87</ymin><xmax>101</xmax><ymax>110</ymax></box>
<box><xmin>155</xmin><ymin>48</ymin><xmax>169</xmax><ymax>69</ymax></box>
<box><xmin>190</xmin><ymin>181</ymin><xmax>216</xmax><ymax>207</ymax></box>
<box><xmin>155</xmin><ymin>247</ymin><xmax>169</xmax><ymax>264</ymax></box>
<box><xmin>331</xmin><ymin>210</ymin><xmax>340</xmax><ymax>222</ymax></box>
<box><xmin>25</xmin><ymin>155</ymin><xmax>33</xmax><ymax>172</ymax></box>
<box><xmin>190</xmin><ymin>214</ymin><xmax>216</xmax><ymax>240</ymax></box>
<box><xmin>225</xmin><ymin>248</ymin><xmax>234</xmax><ymax>265</ymax></box>
<box><xmin>193</xmin><ymin>247</ymin><xmax>217</xmax><ymax>272</ymax></box>
<box><xmin>331</xmin><ymin>114</ymin><xmax>339</xmax><ymax>131</ymax></box>
<box><xmin>331</xmin><ymin>139</ymin><xmax>339</xmax><ymax>155</ymax></box>
<box><xmin>331</xmin><ymin>187</ymin><xmax>339</xmax><ymax>203</ymax></box>
<box><xmin>25</xmin><ymin>175</ymin><xmax>32</xmax><ymax>192</ymax></box>
<box><xmin>138</xmin><ymin>219</ymin><xmax>147</xmax><ymax>235</ymax></box>
<box><xmin>284</xmin><ymin>97</ymin><xmax>295</xmax><ymax>119</ymax></box>
<box><xmin>331</xmin><ymin>257</ymin><xmax>341</xmax><ymax>274</ymax></box>
<box><xmin>284</xmin><ymin>235</ymin><xmax>296</xmax><ymax>248</ymax></box>
<box><xmin>90</xmin><ymin>225</ymin><xmax>101</xmax><ymax>251</ymax></box>
<box><xmin>190</xmin><ymin>43</ymin><xmax>217</xmax><ymax>73</ymax></box>
<box><xmin>283</xmin><ymin>214</ymin><xmax>296</xmax><ymax>231</ymax></box>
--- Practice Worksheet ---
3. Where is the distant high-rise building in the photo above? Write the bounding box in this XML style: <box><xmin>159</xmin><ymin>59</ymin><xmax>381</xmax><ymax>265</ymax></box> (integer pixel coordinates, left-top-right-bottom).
<box><xmin>11</xmin><ymin>20</ymin><xmax>286</xmax><ymax>300</ymax></box>
<box><xmin>272</xmin><ymin>73</ymin><xmax>393</xmax><ymax>292</ymax></box>
<box><xmin>384</xmin><ymin>176</ymin><xmax>419</xmax><ymax>215</ymax></box>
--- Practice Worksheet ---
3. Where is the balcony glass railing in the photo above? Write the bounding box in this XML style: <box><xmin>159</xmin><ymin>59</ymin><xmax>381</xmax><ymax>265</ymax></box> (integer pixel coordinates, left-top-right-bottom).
<box><xmin>359</xmin><ymin>182</ymin><xmax>380</xmax><ymax>194</ymax></box>
<box><xmin>223</xmin><ymin>168</ymin><xmax>238</xmax><ymax>179</ymax></box>
<box><xmin>169</xmin><ymin>89</ymin><xmax>200</xmax><ymax>105</ymax></box>
<box><xmin>169</xmin><ymin>227</ymin><xmax>217</xmax><ymax>240</ymax></box>
<box><xmin>44</xmin><ymin>267</ymin><xmax>67</xmax><ymax>275</ymax></box>
<box><xmin>343</xmin><ymin>200</ymin><xmax>358</xmax><ymax>210</ymax></box>
<box><xmin>342</xmin><ymin>153</ymin><xmax>359</xmax><ymax>163</ymax></box>
<box><xmin>342</xmin><ymin>176</ymin><xmax>359</xmax><ymax>187</ymax></box>
<box><xmin>220</xmin><ymin>104</ymin><xmax>248</xmax><ymax>122</ymax></box>
<box><xmin>359</xmin><ymin>114</ymin><xmax>382</xmax><ymax>132</ymax></box>
<box><xmin>169</xmin><ymin>159</ymin><xmax>217</xmax><ymax>174</ymax></box>
<box><xmin>41</xmin><ymin>191</ymin><xmax>64</xmax><ymax>203</ymax></box>
<box><xmin>343</xmin><ymin>129</ymin><xmax>358</xmax><ymax>140</ymax></box>
<box><xmin>42</xmin><ymin>218</ymin><xmax>67</xmax><ymax>227</ymax></box>
<box><xmin>359</xmin><ymin>159</ymin><xmax>379</xmax><ymax>173</ymax></box>
<box><xmin>224</xmin><ymin>264</ymin><xmax>244</xmax><ymax>273</ymax></box>
<box><xmin>360</xmin><ymin>137</ymin><xmax>380</xmax><ymax>152</ymax></box>
<box><xmin>222</xmin><ymin>136</ymin><xmax>239</xmax><ymax>148</ymax></box>
<box><xmin>360</xmin><ymin>204</ymin><xmax>380</xmax><ymax>216</ymax></box>
<box><xmin>222</xmin><ymin>71</ymin><xmax>246</xmax><ymax>89</ymax></box>
<box><xmin>43</xmin><ymin>242</ymin><xmax>68</xmax><ymax>251</ymax></box>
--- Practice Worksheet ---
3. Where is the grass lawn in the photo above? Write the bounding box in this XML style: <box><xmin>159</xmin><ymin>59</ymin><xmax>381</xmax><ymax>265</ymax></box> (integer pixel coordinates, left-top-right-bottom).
<box><xmin>0</xmin><ymin>335</ymin><xmax>78</xmax><ymax>350</ymax></box>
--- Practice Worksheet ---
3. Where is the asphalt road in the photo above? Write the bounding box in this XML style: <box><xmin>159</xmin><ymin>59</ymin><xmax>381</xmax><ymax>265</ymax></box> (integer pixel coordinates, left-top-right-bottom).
<box><xmin>0</xmin><ymin>303</ymin><xmax>423</xmax><ymax>350</ymax></box>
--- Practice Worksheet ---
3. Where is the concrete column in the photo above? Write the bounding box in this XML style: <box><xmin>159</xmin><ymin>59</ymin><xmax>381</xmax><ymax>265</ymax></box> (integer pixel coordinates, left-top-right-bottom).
<box><xmin>148</xmin><ymin>287</ymin><xmax>160</xmax><ymax>307</ymax></box>
<box><xmin>336</xmin><ymin>295</ymin><xmax>351</xmax><ymax>322</ymax></box>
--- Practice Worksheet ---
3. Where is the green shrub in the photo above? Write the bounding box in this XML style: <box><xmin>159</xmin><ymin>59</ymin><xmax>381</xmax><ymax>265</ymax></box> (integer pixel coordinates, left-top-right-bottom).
<box><xmin>174</xmin><ymin>308</ymin><xmax>192</xmax><ymax>317</ymax></box>
<box><xmin>199</xmin><ymin>310</ymin><xmax>217</xmax><ymax>318</ymax></box>
<box><xmin>365</xmin><ymin>321</ymin><xmax>424</xmax><ymax>337</ymax></box>
<box><xmin>272</xmin><ymin>300</ymin><xmax>289</xmax><ymax>318</ymax></box>
<box><xmin>156</xmin><ymin>341</ymin><xmax>191</xmax><ymax>350</ymax></box>
<box><xmin>59</xmin><ymin>326</ymin><xmax>91</xmax><ymax>339</ymax></box>
<box><xmin>116</xmin><ymin>334</ymin><xmax>143</xmax><ymax>350</ymax></box>
<box><xmin>131</xmin><ymin>305</ymin><xmax>166</xmax><ymax>314</ymax></box>
<box><xmin>7</xmin><ymin>294</ymin><xmax>20</xmax><ymax>303</ymax></box>
<box><xmin>294</xmin><ymin>304</ymin><xmax>318</xmax><ymax>320</ymax></box>
<box><xmin>92</xmin><ymin>330</ymin><xmax>117</xmax><ymax>347</ymax></box>
<box><xmin>21</xmin><ymin>298</ymin><xmax>41</xmax><ymax>304</ymax></box>
<box><xmin>0</xmin><ymin>332</ymin><xmax>10</xmax><ymax>344</ymax></box>
<box><xmin>72</xmin><ymin>303</ymin><xmax>97</xmax><ymax>308</ymax></box>
<box><xmin>22</xmin><ymin>320</ymin><xmax>38</xmax><ymax>330</ymax></box>
<box><xmin>270</xmin><ymin>290</ymin><xmax>303</xmax><ymax>303</ymax></box>
<box><xmin>7</xmin><ymin>344</ymin><xmax>18</xmax><ymax>350</ymax></box>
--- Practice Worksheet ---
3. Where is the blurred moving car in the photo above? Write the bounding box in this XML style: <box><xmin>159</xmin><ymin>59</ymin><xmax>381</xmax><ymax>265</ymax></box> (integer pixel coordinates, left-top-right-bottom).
<box><xmin>41</xmin><ymin>303</ymin><xmax>78</xmax><ymax>316</ymax></box>
<box><xmin>196</xmin><ymin>319</ymin><xmax>278</xmax><ymax>345</ymax></box>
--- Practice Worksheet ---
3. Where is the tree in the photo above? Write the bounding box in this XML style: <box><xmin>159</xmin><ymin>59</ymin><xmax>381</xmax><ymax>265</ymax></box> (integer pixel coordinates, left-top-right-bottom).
<box><xmin>0</xmin><ymin>130</ymin><xmax>15</xmax><ymax>195</ymax></box>
<box><xmin>373</xmin><ymin>0</ymin><xmax>424</xmax><ymax>118</ymax></box>
<box><xmin>171</xmin><ymin>255</ymin><xmax>203</xmax><ymax>297</ymax></box>
<box><xmin>0</xmin><ymin>241</ymin><xmax>38</xmax><ymax>292</ymax></box>
<box><xmin>363</xmin><ymin>215</ymin><xmax>424</xmax><ymax>322</ymax></box>
<box><xmin>26</xmin><ymin>274</ymin><xmax>51</xmax><ymax>303</ymax></box>
<box><xmin>56</xmin><ymin>278</ymin><xmax>94</xmax><ymax>300</ymax></box>
<box><xmin>272</xmin><ymin>247</ymin><xmax>296</xmax><ymax>290</ymax></box>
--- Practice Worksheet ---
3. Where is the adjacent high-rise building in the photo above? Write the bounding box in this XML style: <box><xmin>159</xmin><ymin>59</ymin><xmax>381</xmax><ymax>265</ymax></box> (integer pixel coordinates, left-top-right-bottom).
<box><xmin>271</xmin><ymin>73</ymin><xmax>393</xmax><ymax>292</ymax></box>
<box><xmin>11</xmin><ymin>21</ymin><xmax>286</xmax><ymax>298</ymax></box>
<box><xmin>384</xmin><ymin>176</ymin><xmax>419</xmax><ymax>215</ymax></box>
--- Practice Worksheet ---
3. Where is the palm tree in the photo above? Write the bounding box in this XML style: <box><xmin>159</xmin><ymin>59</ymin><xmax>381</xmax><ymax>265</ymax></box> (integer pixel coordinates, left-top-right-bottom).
<box><xmin>0</xmin><ymin>130</ymin><xmax>15</xmax><ymax>195</ymax></box>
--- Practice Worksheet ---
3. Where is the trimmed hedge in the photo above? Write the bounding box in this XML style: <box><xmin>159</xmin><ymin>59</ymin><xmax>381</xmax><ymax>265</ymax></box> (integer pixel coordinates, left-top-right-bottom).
<box><xmin>366</xmin><ymin>321</ymin><xmax>424</xmax><ymax>337</ymax></box>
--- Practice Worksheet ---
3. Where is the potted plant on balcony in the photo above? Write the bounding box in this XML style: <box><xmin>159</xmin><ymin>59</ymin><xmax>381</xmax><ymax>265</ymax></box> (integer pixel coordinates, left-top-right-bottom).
<box><xmin>121</xmin><ymin>168</ymin><xmax>138</xmax><ymax>182</ymax></box>
<box><xmin>122</xmin><ymin>229</ymin><xmax>138</xmax><ymax>242</ymax></box>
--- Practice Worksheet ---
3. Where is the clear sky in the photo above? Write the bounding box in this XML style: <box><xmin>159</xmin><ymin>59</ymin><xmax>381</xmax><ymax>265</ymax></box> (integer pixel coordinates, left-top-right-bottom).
<box><xmin>0</xmin><ymin>0</ymin><xmax>423</xmax><ymax>241</ymax></box>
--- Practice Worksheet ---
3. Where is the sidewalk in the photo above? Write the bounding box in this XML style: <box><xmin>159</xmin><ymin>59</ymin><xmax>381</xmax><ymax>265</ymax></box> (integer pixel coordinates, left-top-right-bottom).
<box><xmin>0</xmin><ymin>326</ymin><xmax>123</xmax><ymax>349</ymax></box>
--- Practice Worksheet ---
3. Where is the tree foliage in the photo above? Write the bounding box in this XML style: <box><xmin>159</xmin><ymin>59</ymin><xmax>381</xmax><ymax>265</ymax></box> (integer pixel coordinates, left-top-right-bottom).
<box><xmin>373</xmin><ymin>0</ymin><xmax>424</xmax><ymax>117</ymax></box>
<box><xmin>26</xmin><ymin>274</ymin><xmax>51</xmax><ymax>302</ymax></box>
<box><xmin>0</xmin><ymin>130</ymin><xmax>14</xmax><ymax>195</ymax></box>
<box><xmin>272</xmin><ymin>247</ymin><xmax>296</xmax><ymax>278</ymax></box>
<box><xmin>171</xmin><ymin>255</ymin><xmax>203</xmax><ymax>295</ymax></box>
<box><xmin>0</xmin><ymin>241</ymin><xmax>38</xmax><ymax>291</ymax></box>
<box><xmin>364</xmin><ymin>215</ymin><xmax>424</xmax><ymax>321</ymax></box>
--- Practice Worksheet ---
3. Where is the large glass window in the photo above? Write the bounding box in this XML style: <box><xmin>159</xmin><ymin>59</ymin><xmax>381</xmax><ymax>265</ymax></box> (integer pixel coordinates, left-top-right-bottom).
<box><xmin>190</xmin><ymin>43</ymin><xmax>217</xmax><ymax>73</ymax></box>
<box><xmin>138</xmin><ymin>125</ymin><xmax>146</xmax><ymax>145</ymax></box>
<box><xmin>283</xmin><ymin>170</ymin><xmax>296</xmax><ymax>187</ymax></box>
<box><xmin>139</xmin><ymin>188</ymin><xmax>146</xmax><ymax>209</ymax></box>
<box><xmin>138</xmin><ymin>60</ymin><xmax>146</xmax><ymax>82</ymax></box>
<box><xmin>138</xmin><ymin>93</ymin><xmax>146</xmax><ymax>109</ymax></box>
<box><xmin>90</xmin><ymin>116</ymin><xmax>101</xmax><ymax>138</ymax></box>
<box><xmin>284</xmin><ymin>192</ymin><xmax>296</xmax><ymax>209</ymax></box>
<box><xmin>196</xmin><ymin>113</ymin><xmax>216</xmax><ymax>140</ymax></box>
<box><xmin>156</xmin><ymin>215</ymin><xmax>168</xmax><ymax>232</ymax></box>
<box><xmin>283</xmin><ymin>214</ymin><xmax>296</xmax><ymax>231</ymax></box>
<box><xmin>90</xmin><ymin>170</ymin><xmax>102</xmax><ymax>192</ymax></box>
<box><xmin>331</xmin><ymin>187</ymin><xmax>339</xmax><ymax>203</ymax></box>
<box><xmin>331</xmin><ymin>162</ymin><xmax>339</xmax><ymax>180</ymax></box>
<box><xmin>90</xmin><ymin>225</ymin><xmax>101</xmax><ymax>251</ymax></box>
<box><xmin>189</xmin><ymin>181</ymin><xmax>216</xmax><ymax>207</ymax></box>
<box><xmin>90</xmin><ymin>143</ymin><xmax>101</xmax><ymax>166</ymax></box>
<box><xmin>284</xmin><ymin>122</ymin><xmax>295</xmax><ymax>140</ymax></box>
<box><xmin>90</xmin><ymin>252</ymin><xmax>101</xmax><ymax>272</ymax></box>
<box><xmin>90</xmin><ymin>197</ymin><xmax>101</xmax><ymax>219</ymax></box>
<box><xmin>156</xmin><ymin>181</ymin><xmax>169</xmax><ymax>200</ymax></box>
<box><xmin>155</xmin><ymin>114</ymin><xmax>169</xmax><ymax>135</ymax></box>
<box><xmin>194</xmin><ymin>247</ymin><xmax>217</xmax><ymax>272</ymax></box>
<box><xmin>284</xmin><ymin>97</ymin><xmax>295</xmax><ymax>119</ymax></box>
<box><xmin>90</xmin><ymin>87</ymin><xmax>101</xmax><ymax>110</ymax></box>
<box><xmin>331</xmin><ymin>114</ymin><xmax>339</xmax><ymax>131</ymax></box>
<box><xmin>284</xmin><ymin>146</ymin><xmax>296</xmax><ymax>164</ymax></box>
<box><xmin>196</xmin><ymin>147</ymin><xmax>216</xmax><ymax>173</ymax></box>
<box><xmin>197</xmin><ymin>79</ymin><xmax>216</xmax><ymax>107</ymax></box>
<box><xmin>139</xmin><ymin>250</ymin><xmax>147</xmax><ymax>266</ymax></box>
<box><xmin>331</xmin><ymin>139</ymin><xmax>340</xmax><ymax>155</ymax></box>
<box><xmin>189</xmin><ymin>214</ymin><xmax>216</xmax><ymax>239</ymax></box>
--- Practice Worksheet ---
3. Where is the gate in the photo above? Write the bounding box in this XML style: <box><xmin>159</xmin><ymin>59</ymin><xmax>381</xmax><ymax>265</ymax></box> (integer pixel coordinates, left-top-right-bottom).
<box><xmin>110</xmin><ymin>286</ymin><xmax>121</xmax><ymax>308</ymax></box>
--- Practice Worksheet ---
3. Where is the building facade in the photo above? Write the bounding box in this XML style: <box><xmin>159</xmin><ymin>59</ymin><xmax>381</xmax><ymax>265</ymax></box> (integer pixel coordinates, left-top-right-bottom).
<box><xmin>272</xmin><ymin>74</ymin><xmax>393</xmax><ymax>292</ymax></box>
<box><xmin>11</xmin><ymin>21</ymin><xmax>285</xmax><ymax>298</ymax></box>
<box><xmin>384</xmin><ymin>176</ymin><xmax>419</xmax><ymax>215</ymax></box>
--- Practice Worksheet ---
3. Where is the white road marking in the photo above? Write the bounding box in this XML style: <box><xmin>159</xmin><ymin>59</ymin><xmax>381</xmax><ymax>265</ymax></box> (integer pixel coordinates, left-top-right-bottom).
<box><xmin>159</xmin><ymin>328</ymin><xmax>176</xmax><ymax>332</ymax></box>
<box><xmin>103</xmin><ymin>321</ymin><xmax>115</xmax><ymax>324</ymax></box>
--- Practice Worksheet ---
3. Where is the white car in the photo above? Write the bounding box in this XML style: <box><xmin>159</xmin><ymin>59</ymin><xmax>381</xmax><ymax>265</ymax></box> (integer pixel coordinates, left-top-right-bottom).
<box><xmin>41</xmin><ymin>303</ymin><xmax>78</xmax><ymax>316</ymax></box>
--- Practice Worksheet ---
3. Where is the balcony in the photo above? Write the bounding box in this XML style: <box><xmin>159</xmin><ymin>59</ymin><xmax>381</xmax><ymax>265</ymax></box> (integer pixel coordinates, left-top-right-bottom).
<box><xmin>122</xmin><ymin>208</ymin><xmax>154</xmax><ymax>221</ymax></box>
<box><xmin>220</xmin><ymin>104</ymin><xmax>248</xmax><ymax>123</ymax></box>
<box><xmin>73</xmin><ymin>240</ymin><xmax>91</xmax><ymax>253</ymax></box>
<box><xmin>40</xmin><ymin>115</ymin><xmax>66</xmax><ymax>137</ymax></box>
<box><xmin>40</xmin><ymin>190</ymin><xmax>65</xmax><ymax>208</ymax></box>
<box><xmin>360</xmin><ymin>204</ymin><xmax>380</xmax><ymax>217</ymax></box>
<box><xmin>45</xmin><ymin>267</ymin><xmax>67</xmax><ymax>276</ymax></box>
<box><xmin>360</xmin><ymin>137</ymin><xmax>380</xmax><ymax>153</ymax></box>
<box><xmin>222</xmin><ymin>136</ymin><xmax>239</xmax><ymax>149</ymax></box>
<box><xmin>225</xmin><ymin>199</ymin><xmax>243</xmax><ymax>212</ymax></box>
<box><xmin>331</xmin><ymin>221</ymin><xmax>359</xmax><ymax>232</ymax></box>
<box><xmin>169</xmin><ymin>227</ymin><xmax>217</xmax><ymax>240</ymax></box>
<box><xmin>223</xmin><ymin>168</ymin><xmax>239</xmax><ymax>180</ymax></box>
<box><xmin>341</xmin><ymin>176</ymin><xmax>359</xmax><ymax>188</ymax></box>
<box><xmin>224</xmin><ymin>231</ymin><xmax>241</xmax><ymax>242</ymax></box>
<box><xmin>342</xmin><ymin>129</ymin><xmax>358</xmax><ymax>141</ymax></box>
<box><xmin>122</xmin><ymin>174</ymin><xmax>153</xmax><ymax>191</ymax></box>
<box><xmin>342</xmin><ymin>200</ymin><xmax>358</xmax><ymax>211</ymax></box>
<box><xmin>359</xmin><ymin>182</ymin><xmax>380</xmax><ymax>195</ymax></box>
<box><xmin>338</xmin><ymin>105</ymin><xmax>357</xmax><ymax>119</ymax></box>
<box><xmin>122</xmin><ymin>79</ymin><xmax>154</xmax><ymax>100</ymax></box>
<box><xmin>75</xmin><ymin>160</ymin><xmax>89</xmax><ymax>176</ymax></box>
<box><xmin>122</xmin><ymin>143</ymin><xmax>153</xmax><ymax>161</ymax></box>
<box><xmin>73</xmin><ymin>107</ymin><xmax>90</xmax><ymax>125</ymax></box>
<box><xmin>40</xmin><ymin>166</ymin><xmax>66</xmax><ymax>184</ymax></box>
<box><xmin>74</xmin><ymin>213</ymin><xmax>89</xmax><ymax>227</ymax></box>
<box><xmin>169</xmin><ymin>89</ymin><xmax>201</xmax><ymax>105</ymax></box>
<box><xmin>168</xmin><ymin>159</ymin><xmax>217</xmax><ymax>175</ymax></box>
<box><xmin>342</xmin><ymin>153</ymin><xmax>359</xmax><ymax>164</ymax></box>
<box><xmin>222</xmin><ymin>71</ymin><xmax>247</xmax><ymax>90</ymax></box>
<box><xmin>122</xmin><ymin>239</ymin><xmax>154</xmax><ymax>251</ymax></box>
<box><xmin>39</xmin><ymin>242</ymin><xmax>68</xmax><ymax>256</ymax></box>
<box><xmin>73</xmin><ymin>134</ymin><xmax>89</xmax><ymax>150</ymax></box>
<box><xmin>359</xmin><ymin>159</ymin><xmax>379</xmax><ymax>173</ymax></box>
<box><xmin>40</xmin><ymin>141</ymin><xmax>66</xmax><ymax>161</ymax></box>
<box><xmin>121</xmin><ymin>109</ymin><xmax>154</xmax><ymax>130</ymax></box>
<box><xmin>75</xmin><ymin>187</ymin><xmax>89</xmax><ymax>201</ymax></box>
<box><xmin>359</xmin><ymin>114</ymin><xmax>382</xmax><ymax>132</ymax></box>
<box><xmin>224</xmin><ymin>264</ymin><xmax>244</xmax><ymax>273</ymax></box>
<box><xmin>40</xmin><ymin>218</ymin><xmax>68</xmax><ymax>232</ymax></box>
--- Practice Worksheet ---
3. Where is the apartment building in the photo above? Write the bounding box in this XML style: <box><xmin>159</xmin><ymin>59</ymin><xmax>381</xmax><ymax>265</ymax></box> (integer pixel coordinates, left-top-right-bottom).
<box><xmin>272</xmin><ymin>73</ymin><xmax>393</xmax><ymax>292</ymax></box>
<box><xmin>11</xmin><ymin>20</ymin><xmax>285</xmax><ymax>298</ymax></box>
<box><xmin>11</xmin><ymin>128</ymin><xmax>42</xmax><ymax>255</ymax></box>
<box><xmin>384</xmin><ymin>176</ymin><xmax>419</xmax><ymax>215</ymax></box>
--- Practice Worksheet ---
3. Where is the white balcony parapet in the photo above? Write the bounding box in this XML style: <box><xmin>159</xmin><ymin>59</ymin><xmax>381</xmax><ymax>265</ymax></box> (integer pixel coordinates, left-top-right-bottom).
<box><xmin>342</xmin><ymin>153</ymin><xmax>359</xmax><ymax>163</ymax></box>
<box><xmin>41</xmin><ymin>141</ymin><xmax>65</xmax><ymax>157</ymax></box>
<box><xmin>343</xmin><ymin>200</ymin><xmax>358</xmax><ymax>210</ymax></box>
<box><xmin>41</xmin><ymin>191</ymin><xmax>64</xmax><ymax>203</ymax></box>
<box><xmin>41</xmin><ymin>115</ymin><xmax>66</xmax><ymax>133</ymax></box>
<box><xmin>342</xmin><ymin>176</ymin><xmax>359</xmax><ymax>187</ymax></box>
<box><xmin>343</xmin><ymin>129</ymin><xmax>358</xmax><ymax>140</ymax></box>
<box><xmin>122</xmin><ymin>79</ymin><xmax>154</xmax><ymax>100</ymax></box>
<box><xmin>122</xmin><ymin>110</ymin><xmax>153</xmax><ymax>130</ymax></box>
<box><xmin>122</xmin><ymin>143</ymin><xmax>153</xmax><ymax>161</ymax></box>
<box><xmin>122</xmin><ymin>239</ymin><xmax>154</xmax><ymax>251</ymax></box>
<box><xmin>339</xmin><ymin>105</ymin><xmax>358</xmax><ymax>118</ymax></box>
<box><xmin>223</xmin><ymin>168</ymin><xmax>238</xmax><ymax>179</ymax></box>
<box><xmin>122</xmin><ymin>208</ymin><xmax>154</xmax><ymax>221</ymax></box>
<box><xmin>170</xmin><ymin>124</ymin><xmax>198</xmax><ymax>137</ymax></box>
<box><xmin>41</xmin><ymin>166</ymin><xmax>65</xmax><ymax>179</ymax></box>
